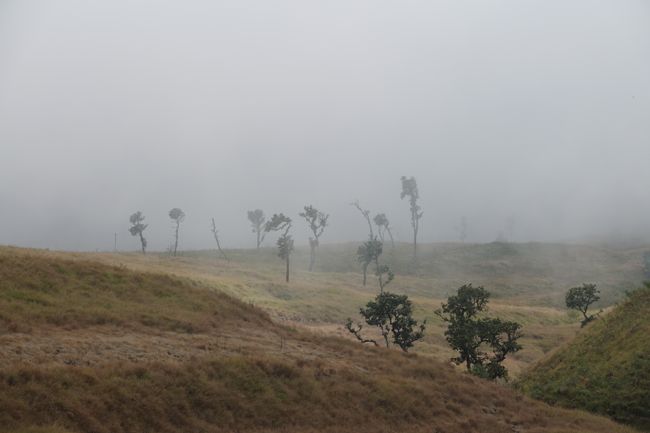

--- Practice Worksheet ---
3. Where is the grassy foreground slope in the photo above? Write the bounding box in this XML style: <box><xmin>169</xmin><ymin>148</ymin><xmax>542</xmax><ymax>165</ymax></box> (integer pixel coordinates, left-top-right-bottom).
<box><xmin>78</xmin><ymin>241</ymin><xmax>647</xmax><ymax>376</ymax></box>
<box><xmin>518</xmin><ymin>284</ymin><xmax>650</xmax><ymax>430</ymax></box>
<box><xmin>0</xmin><ymin>247</ymin><xmax>637</xmax><ymax>433</ymax></box>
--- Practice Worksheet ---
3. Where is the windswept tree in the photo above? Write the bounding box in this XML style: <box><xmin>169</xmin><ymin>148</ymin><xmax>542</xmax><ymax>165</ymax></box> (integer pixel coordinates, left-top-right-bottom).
<box><xmin>168</xmin><ymin>208</ymin><xmax>185</xmax><ymax>256</ymax></box>
<box><xmin>437</xmin><ymin>284</ymin><xmax>522</xmax><ymax>380</ymax></box>
<box><xmin>247</xmin><ymin>209</ymin><xmax>266</xmax><ymax>249</ymax></box>
<box><xmin>210</xmin><ymin>218</ymin><xmax>228</xmax><ymax>261</ymax></box>
<box><xmin>373</xmin><ymin>213</ymin><xmax>394</xmax><ymax>248</ymax></box>
<box><xmin>566</xmin><ymin>283</ymin><xmax>600</xmax><ymax>327</ymax></box>
<box><xmin>357</xmin><ymin>237</ymin><xmax>383</xmax><ymax>287</ymax></box>
<box><xmin>350</xmin><ymin>200</ymin><xmax>373</xmax><ymax>238</ymax></box>
<box><xmin>346</xmin><ymin>292</ymin><xmax>426</xmax><ymax>352</ymax></box>
<box><xmin>129</xmin><ymin>211</ymin><xmax>148</xmax><ymax>254</ymax></box>
<box><xmin>299</xmin><ymin>205</ymin><xmax>329</xmax><ymax>271</ymax></box>
<box><xmin>264</xmin><ymin>213</ymin><xmax>294</xmax><ymax>282</ymax></box>
<box><xmin>400</xmin><ymin>176</ymin><xmax>423</xmax><ymax>258</ymax></box>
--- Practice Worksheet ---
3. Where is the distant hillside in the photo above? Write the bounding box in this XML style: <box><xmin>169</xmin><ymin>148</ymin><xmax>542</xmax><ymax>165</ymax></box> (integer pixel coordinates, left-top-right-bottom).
<box><xmin>518</xmin><ymin>283</ymin><xmax>650</xmax><ymax>430</ymax></box>
<box><xmin>0</xmin><ymin>246</ymin><xmax>636</xmax><ymax>433</ymax></box>
<box><xmin>194</xmin><ymin>241</ymin><xmax>647</xmax><ymax>307</ymax></box>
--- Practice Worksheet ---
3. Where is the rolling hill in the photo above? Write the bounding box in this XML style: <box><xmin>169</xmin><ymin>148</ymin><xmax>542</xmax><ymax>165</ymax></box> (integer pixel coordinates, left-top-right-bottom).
<box><xmin>0</xmin><ymin>246</ymin><xmax>638</xmax><ymax>433</ymax></box>
<box><xmin>518</xmin><ymin>283</ymin><xmax>650</xmax><ymax>431</ymax></box>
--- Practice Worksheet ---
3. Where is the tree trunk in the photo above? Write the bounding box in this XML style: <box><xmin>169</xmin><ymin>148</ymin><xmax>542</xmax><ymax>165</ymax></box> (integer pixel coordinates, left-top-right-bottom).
<box><xmin>362</xmin><ymin>263</ymin><xmax>368</xmax><ymax>286</ymax></box>
<box><xmin>285</xmin><ymin>256</ymin><xmax>290</xmax><ymax>283</ymax></box>
<box><xmin>173</xmin><ymin>222</ymin><xmax>179</xmax><ymax>256</ymax></box>
<box><xmin>139</xmin><ymin>233</ymin><xmax>146</xmax><ymax>254</ymax></box>
<box><xmin>256</xmin><ymin>229</ymin><xmax>261</xmax><ymax>249</ymax></box>
<box><xmin>386</xmin><ymin>228</ymin><xmax>395</xmax><ymax>248</ymax></box>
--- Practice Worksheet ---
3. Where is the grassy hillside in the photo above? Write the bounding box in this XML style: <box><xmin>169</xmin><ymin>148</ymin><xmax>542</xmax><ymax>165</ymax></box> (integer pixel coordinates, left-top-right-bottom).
<box><xmin>72</xmin><ymin>241</ymin><xmax>648</xmax><ymax>376</ymax></box>
<box><xmin>0</xmin><ymin>246</ymin><xmax>637</xmax><ymax>433</ymax></box>
<box><xmin>518</xmin><ymin>284</ymin><xmax>650</xmax><ymax>430</ymax></box>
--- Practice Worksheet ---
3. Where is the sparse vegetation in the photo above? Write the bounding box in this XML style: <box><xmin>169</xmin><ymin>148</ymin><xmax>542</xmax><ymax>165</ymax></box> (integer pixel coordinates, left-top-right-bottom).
<box><xmin>519</xmin><ymin>283</ymin><xmax>650</xmax><ymax>430</ymax></box>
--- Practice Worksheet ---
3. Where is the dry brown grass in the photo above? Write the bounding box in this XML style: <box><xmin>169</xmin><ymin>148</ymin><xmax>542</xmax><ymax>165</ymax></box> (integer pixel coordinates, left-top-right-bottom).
<box><xmin>0</xmin><ymin>246</ymin><xmax>640</xmax><ymax>433</ymax></box>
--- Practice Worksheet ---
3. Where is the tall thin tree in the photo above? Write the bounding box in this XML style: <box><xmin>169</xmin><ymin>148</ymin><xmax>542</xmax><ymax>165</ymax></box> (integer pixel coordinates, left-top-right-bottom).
<box><xmin>299</xmin><ymin>205</ymin><xmax>329</xmax><ymax>271</ymax></box>
<box><xmin>129</xmin><ymin>211</ymin><xmax>148</xmax><ymax>254</ymax></box>
<box><xmin>168</xmin><ymin>208</ymin><xmax>185</xmax><ymax>256</ymax></box>
<box><xmin>400</xmin><ymin>176</ymin><xmax>423</xmax><ymax>258</ymax></box>
<box><xmin>247</xmin><ymin>209</ymin><xmax>266</xmax><ymax>249</ymax></box>
<box><xmin>264</xmin><ymin>213</ymin><xmax>294</xmax><ymax>282</ymax></box>
<box><xmin>210</xmin><ymin>218</ymin><xmax>228</xmax><ymax>261</ymax></box>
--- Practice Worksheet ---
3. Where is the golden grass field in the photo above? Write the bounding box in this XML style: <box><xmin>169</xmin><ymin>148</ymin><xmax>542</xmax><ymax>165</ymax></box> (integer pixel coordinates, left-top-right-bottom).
<box><xmin>0</xmin><ymin>243</ymin><xmax>646</xmax><ymax>432</ymax></box>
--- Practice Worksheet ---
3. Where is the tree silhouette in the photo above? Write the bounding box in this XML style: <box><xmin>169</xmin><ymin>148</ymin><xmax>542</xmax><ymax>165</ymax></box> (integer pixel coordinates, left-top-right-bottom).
<box><xmin>299</xmin><ymin>205</ymin><xmax>329</xmax><ymax>271</ymax></box>
<box><xmin>168</xmin><ymin>208</ymin><xmax>185</xmax><ymax>256</ymax></box>
<box><xmin>264</xmin><ymin>213</ymin><xmax>294</xmax><ymax>282</ymax></box>
<box><xmin>373</xmin><ymin>213</ymin><xmax>394</xmax><ymax>248</ymax></box>
<box><xmin>210</xmin><ymin>218</ymin><xmax>228</xmax><ymax>261</ymax></box>
<box><xmin>247</xmin><ymin>209</ymin><xmax>267</xmax><ymax>249</ymax></box>
<box><xmin>400</xmin><ymin>176</ymin><xmax>423</xmax><ymax>259</ymax></box>
<box><xmin>129</xmin><ymin>211</ymin><xmax>148</xmax><ymax>254</ymax></box>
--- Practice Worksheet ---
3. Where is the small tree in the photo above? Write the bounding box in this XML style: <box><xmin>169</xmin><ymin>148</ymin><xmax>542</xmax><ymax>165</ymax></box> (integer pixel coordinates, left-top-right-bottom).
<box><xmin>247</xmin><ymin>209</ymin><xmax>267</xmax><ymax>249</ymax></box>
<box><xmin>357</xmin><ymin>237</ymin><xmax>383</xmax><ymax>287</ymax></box>
<box><xmin>210</xmin><ymin>218</ymin><xmax>228</xmax><ymax>261</ymax></box>
<box><xmin>400</xmin><ymin>176</ymin><xmax>423</xmax><ymax>259</ymax></box>
<box><xmin>264</xmin><ymin>213</ymin><xmax>294</xmax><ymax>282</ymax></box>
<box><xmin>566</xmin><ymin>283</ymin><xmax>600</xmax><ymax>327</ymax></box>
<box><xmin>438</xmin><ymin>284</ymin><xmax>522</xmax><ymax>380</ymax></box>
<box><xmin>299</xmin><ymin>205</ymin><xmax>329</xmax><ymax>271</ymax></box>
<box><xmin>346</xmin><ymin>292</ymin><xmax>425</xmax><ymax>352</ymax></box>
<box><xmin>373</xmin><ymin>213</ymin><xmax>394</xmax><ymax>248</ymax></box>
<box><xmin>169</xmin><ymin>208</ymin><xmax>185</xmax><ymax>256</ymax></box>
<box><xmin>129</xmin><ymin>211</ymin><xmax>148</xmax><ymax>254</ymax></box>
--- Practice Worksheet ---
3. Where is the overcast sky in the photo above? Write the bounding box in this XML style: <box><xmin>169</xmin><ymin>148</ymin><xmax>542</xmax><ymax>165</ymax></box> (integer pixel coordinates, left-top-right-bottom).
<box><xmin>1</xmin><ymin>0</ymin><xmax>649</xmax><ymax>251</ymax></box>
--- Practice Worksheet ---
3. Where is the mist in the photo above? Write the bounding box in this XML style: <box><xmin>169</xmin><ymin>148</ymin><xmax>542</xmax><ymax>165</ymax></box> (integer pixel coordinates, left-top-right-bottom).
<box><xmin>1</xmin><ymin>0</ymin><xmax>649</xmax><ymax>251</ymax></box>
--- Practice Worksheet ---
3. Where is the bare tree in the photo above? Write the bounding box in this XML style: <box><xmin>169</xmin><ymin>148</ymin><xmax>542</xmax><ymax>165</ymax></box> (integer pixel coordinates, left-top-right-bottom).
<box><xmin>264</xmin><ymin>213</ymin><xmax>294</xmax><ymax>282</ymax></box>
<box><xmin>373</xmin><ymin>213</ymin><xmax>394</xmax><ymax>248</ymax></box>
<box><xmin>168</xmin><ymin>208</ymin><xmax>185</xmax><ymax>256</ymax></box>
<box><xmin>129</xmin><ymin>211</ymin><xmax>148</xmax><ymax>254</ymax></box>
<box><xmin>350</xmin><ymin>200</ymin><xmax>374</xmax><ymax>238</ymax></box>
<box><xmin>299</xmin><ymin>205</ymin><xmax>329</xmax><ymax>271</ymax></box>
<box><xmin>210</xmin><ymin>218</ymin><xmax>228</xmax><ymax>261</ymax></box>
<box><xmin>247</xmin><ymin>209</ymin><xmax>266</xmax><ymax>249</ymax></box>
<box><xmin>400</xmin><ymin>176</ymin><xmax>423</xmax><ymax>258</ymax></box>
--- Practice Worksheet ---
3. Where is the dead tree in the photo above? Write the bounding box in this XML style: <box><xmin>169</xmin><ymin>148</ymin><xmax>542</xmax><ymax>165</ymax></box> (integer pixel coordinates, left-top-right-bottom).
<box><xmin>210</xmin><ymin>218</ymin><xmax>228</xmax><ymax>261</ymax></box>
<box><xmin>299</xmin><ymin>205</ymin><xmax>329</xmax><ymax>271</ymax></box>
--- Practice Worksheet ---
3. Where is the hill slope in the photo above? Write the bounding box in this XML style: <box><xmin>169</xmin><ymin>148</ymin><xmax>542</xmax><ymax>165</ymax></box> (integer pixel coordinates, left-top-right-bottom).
<box><xmin>518</xmin><ymin>284</ymin><xmax>650</xmax><ymax>430</ymax></box>
<box><xmin>0</xmin><ymin>247</ymin><xmax>637</xmax><ymax>433</ymax></box>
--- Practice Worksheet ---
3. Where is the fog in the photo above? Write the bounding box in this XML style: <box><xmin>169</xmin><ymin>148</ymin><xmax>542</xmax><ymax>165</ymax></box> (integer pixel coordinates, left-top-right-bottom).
<box><xmin>1</xmin><ymin>0</ymin><xmax>649</xmax><ymax>251</ymax></box>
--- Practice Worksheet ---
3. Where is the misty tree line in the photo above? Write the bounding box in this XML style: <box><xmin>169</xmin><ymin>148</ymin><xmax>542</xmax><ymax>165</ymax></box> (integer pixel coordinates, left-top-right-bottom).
<box><xmin>128</xmin><ymin>176</ymin><xmax>424</xmax><ymax>282</ymax></box>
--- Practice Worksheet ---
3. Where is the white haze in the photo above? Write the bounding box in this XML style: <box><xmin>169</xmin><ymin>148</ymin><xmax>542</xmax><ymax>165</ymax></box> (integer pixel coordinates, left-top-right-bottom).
<box><xmin>0</xmin><ymin>0</ymin><xmax>649</xmax><ymax>251</ymax></box>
